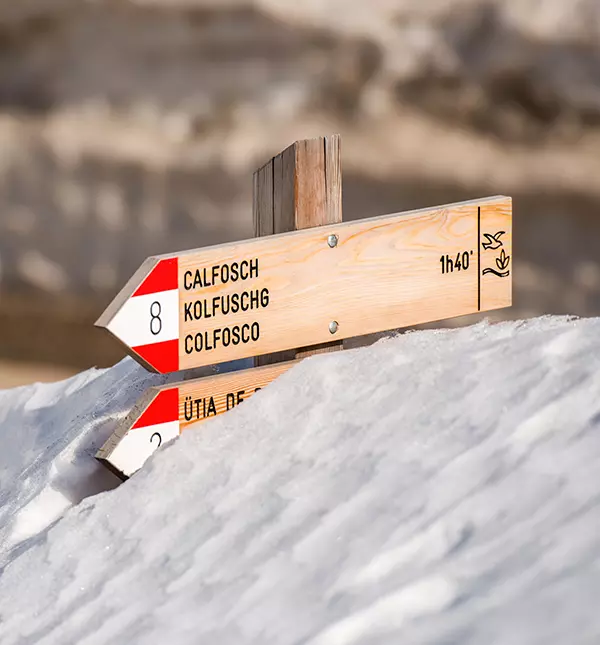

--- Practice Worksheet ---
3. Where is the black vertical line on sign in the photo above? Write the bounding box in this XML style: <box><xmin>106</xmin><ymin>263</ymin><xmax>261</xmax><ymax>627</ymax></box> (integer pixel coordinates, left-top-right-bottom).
<box><xmin>323</xmin><ymin>137</ymin><xmax>328</xmax><ymax>214</ymax></box>
<box><xmin>271</xmin><ymin>157</ymin><xmax>275</xmax><ymax>233</ymax></box>
<box><xmin>477</xmin><ymin>206</ymin><xmax>481</xmax><ymax>311</ymax></box>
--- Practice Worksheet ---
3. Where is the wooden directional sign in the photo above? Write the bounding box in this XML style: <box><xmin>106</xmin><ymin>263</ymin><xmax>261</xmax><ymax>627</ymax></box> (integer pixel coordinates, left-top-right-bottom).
<box><xmin>96</xmin><ymin>195</ymin><xmax>512</xmax><ymax>373</ymax></box>
<box><xmin>97</xmin><ymin>360</ymin><xmax>297</xmax><ymax>479</ymax></box>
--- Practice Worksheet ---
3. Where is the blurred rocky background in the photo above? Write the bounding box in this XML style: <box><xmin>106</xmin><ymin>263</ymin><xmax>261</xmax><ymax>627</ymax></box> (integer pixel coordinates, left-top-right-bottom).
<box><xmin>1</xmin><ymin>0</ymin><xmax>600</xmax><ymax>385</ymax></box>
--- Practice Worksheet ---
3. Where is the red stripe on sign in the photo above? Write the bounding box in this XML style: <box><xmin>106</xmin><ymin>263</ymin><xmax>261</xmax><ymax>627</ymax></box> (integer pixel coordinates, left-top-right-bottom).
<box><xmin>133</xmin><ymin>258</ymin><xmax>178</xmax><ymax>297</ymax></box>
<box><xmin>133</xmin><ymin>339</ymin><xmax>179</xmax><ymax>374</ymax></box>
<box><xmin>133</xmin><ymin>387</ymin><xmax>179</xmax><ymax>429</ymax></box>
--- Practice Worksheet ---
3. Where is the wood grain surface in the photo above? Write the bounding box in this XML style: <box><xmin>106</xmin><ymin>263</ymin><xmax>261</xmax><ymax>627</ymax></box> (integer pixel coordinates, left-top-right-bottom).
<box><xmin>177</xmin><ymin>360</ymin><xmax>297</xmax><ymax>430</ymax></box>
<box><xmin>96</xmin><ymin>360</ymin><xmax>299</xmax><ymax>478</ymax></box>
<box><xmin>253</xmin><ymin>135</ymin><xmax>343</xmax><ymax>366</ymax></box>
<box><xmin>177</xmin><ymin>195</ymin><xmax>512</xmax><ymax>369</ymax></box>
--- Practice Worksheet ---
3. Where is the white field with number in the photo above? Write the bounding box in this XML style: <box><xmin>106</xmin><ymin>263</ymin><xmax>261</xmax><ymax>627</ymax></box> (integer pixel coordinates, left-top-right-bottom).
<box><xmin>108</xmin><ymin>420</ymin><xmax>180</xmax><ymax>478</ymax></box>
<box><xmin>0</xmin><ymin>316</ymin><xmax>599</xmax><ymax>644</ymax></box>
<box><xmin>106</xmin><ymin>289</ymin><xmax>179</xmax><ymax>348</ymax></box>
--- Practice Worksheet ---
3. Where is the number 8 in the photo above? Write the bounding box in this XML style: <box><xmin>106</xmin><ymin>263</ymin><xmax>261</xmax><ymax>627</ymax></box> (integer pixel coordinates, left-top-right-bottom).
<box><xmin>150</xmin><ymin>301</ymin><xmax>162</xmax><ymax>335</ymax></box>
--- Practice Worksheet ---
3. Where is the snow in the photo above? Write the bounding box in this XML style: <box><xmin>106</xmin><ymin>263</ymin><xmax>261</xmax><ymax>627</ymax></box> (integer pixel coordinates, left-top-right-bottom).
<box><xmin>1</xmin><ymin>316</ymin><xmax>600</xmax><ymax>644</ymax></box>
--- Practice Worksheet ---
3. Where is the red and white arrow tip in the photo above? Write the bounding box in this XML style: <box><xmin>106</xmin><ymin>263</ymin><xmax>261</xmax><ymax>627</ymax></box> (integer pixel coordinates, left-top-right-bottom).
<box><xmin>100</xmin><ymin>387</ymin><xmax>181</xmax><ymax>478</ymax></box>
<box><xmin>96</xmin><ymin>257</ymin><xmax>180</xmax><ymax>373</ymax></box>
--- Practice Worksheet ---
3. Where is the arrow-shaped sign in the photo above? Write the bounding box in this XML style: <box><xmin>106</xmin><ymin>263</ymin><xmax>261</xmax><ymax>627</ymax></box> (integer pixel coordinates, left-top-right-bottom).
<box><xmin>97</xmin><ymin>360</ymin><xmax>297</xmax><ymax>478</ymax></box>
<box><xmin>96</xmin><ymin>196</ymin><xmax>512</xmax><ymax>373</ymax></box>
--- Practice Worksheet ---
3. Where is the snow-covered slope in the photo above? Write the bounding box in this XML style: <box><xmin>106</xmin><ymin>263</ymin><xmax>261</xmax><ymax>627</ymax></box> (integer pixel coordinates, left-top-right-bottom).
<box><xmin>1</xmin><ymin>317</ymin><xmax>600</xmax><ymax>644</ymax></box>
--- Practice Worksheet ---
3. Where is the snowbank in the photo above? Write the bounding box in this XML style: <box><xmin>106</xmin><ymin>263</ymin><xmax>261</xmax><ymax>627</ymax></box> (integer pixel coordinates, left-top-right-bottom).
<box><xmin>1</xmin><ymin>316</ymin><xmax>600</xmax><ymax>644</ymax></box>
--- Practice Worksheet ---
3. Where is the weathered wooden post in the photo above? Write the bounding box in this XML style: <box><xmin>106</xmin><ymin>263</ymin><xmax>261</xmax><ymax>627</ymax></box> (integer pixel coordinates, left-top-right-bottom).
<box><xmin>253</xmin><ymin>135</ymin><xmax>343</xmax><ymax>365</ymax></box>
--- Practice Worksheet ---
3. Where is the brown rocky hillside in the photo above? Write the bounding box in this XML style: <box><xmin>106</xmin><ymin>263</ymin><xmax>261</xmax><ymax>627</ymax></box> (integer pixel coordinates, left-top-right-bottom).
<box><xmin>1</xmin><ymin>0</ymin><xmax>599</xmax><ymax>371</ymax></box>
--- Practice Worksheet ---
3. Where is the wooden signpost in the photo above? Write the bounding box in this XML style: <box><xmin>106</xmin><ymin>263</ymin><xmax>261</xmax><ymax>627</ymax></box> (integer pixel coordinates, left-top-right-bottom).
<box><xmin>96</xmin><ymin>134</ymin><xmax>513</xmax><ymax>479</ymax></box>
<box><xmin>96</xmin><ymin>197</ymin><xmax>511</xmax><ymax>372</ymax></box>
<box><xmin>97</xmin><ymin>360</ymin><xmax>297</xmax><ymax>479</ymax></box>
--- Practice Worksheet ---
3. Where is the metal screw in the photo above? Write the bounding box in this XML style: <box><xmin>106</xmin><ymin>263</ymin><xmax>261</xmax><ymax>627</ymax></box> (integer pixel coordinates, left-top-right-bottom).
<box><xmin>329</xmin><ymin>320</ymin><xmax>339</xmax><ymax>334</ymax></box>
<box><xmin>327</xmin><ymin>234</ymin><xmax>338</xmax><ymax>248</ymax></box>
